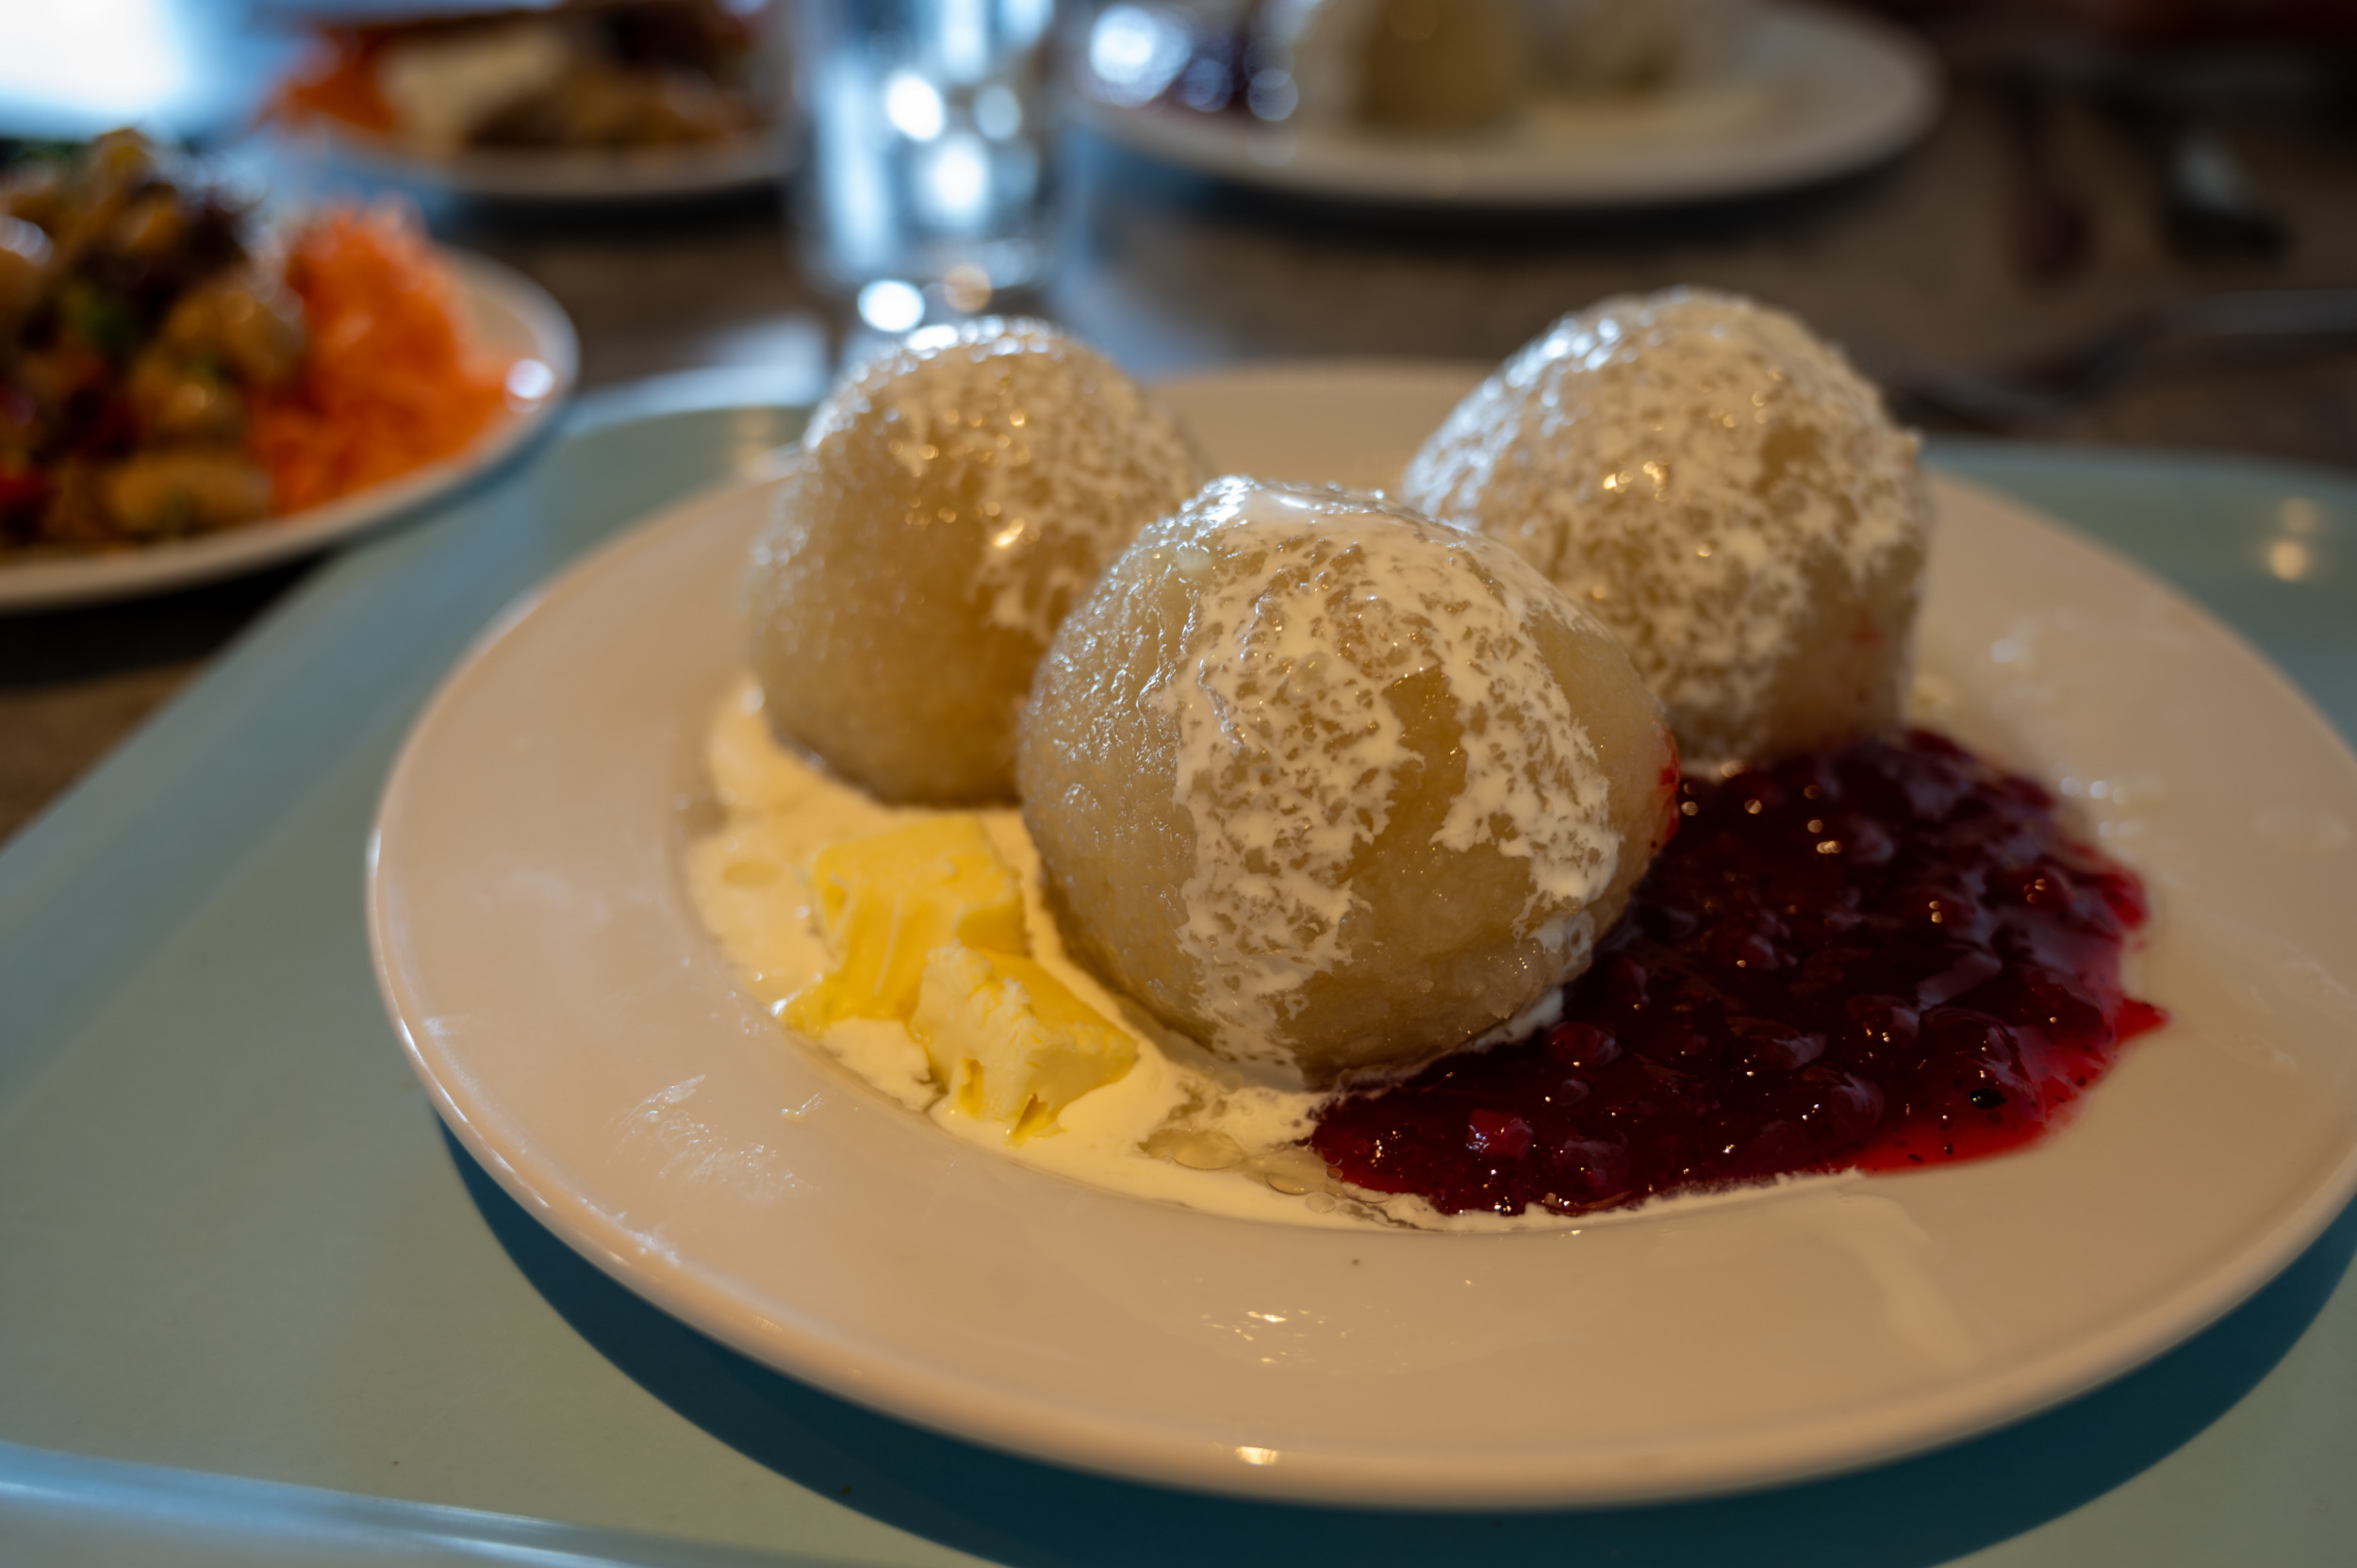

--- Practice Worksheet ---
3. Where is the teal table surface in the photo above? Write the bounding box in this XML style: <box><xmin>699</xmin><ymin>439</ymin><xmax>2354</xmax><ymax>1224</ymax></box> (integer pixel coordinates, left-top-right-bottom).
<box><xmin>3</xmin><ymin>378</ymin><xmax>2353</xmax><ymax>1567</ymax></box>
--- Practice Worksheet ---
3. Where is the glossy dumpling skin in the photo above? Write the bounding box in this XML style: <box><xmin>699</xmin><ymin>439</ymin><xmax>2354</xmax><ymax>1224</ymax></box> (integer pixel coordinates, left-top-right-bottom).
<box><xmin>743</xmin><ymin>319</ymin><xmax>1208</xmax><ymax>804</ymax></box>
<box><xmin>1017</xmin><ymin>477</ymin><xmax>1680</xmax><ymax>1088</ymax></box>
<box><xmin>1403</xmin><ymin>289</ymin><xmax>1931</xmax><ymax>775</ymax></box>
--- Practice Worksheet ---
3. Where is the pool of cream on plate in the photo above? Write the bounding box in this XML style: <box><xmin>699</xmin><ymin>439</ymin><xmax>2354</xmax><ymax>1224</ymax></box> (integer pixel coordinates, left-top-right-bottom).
<box><xmin>686</xmin><ymin>675</ymin><xmax>1766</xmax><ymax>1232</ymax></box>
<box><xmin>684</xmin><ymin>676</ymin><xmax>1351</xmax><ymax>1226</ymax></box>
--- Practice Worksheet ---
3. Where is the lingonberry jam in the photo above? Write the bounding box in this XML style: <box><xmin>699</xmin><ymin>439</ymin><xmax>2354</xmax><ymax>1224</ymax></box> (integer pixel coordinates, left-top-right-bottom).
<box><xmin>1310</xmin><ymin>732</ymin><xmax>2166</xmax><ymax>1218</ymax></box>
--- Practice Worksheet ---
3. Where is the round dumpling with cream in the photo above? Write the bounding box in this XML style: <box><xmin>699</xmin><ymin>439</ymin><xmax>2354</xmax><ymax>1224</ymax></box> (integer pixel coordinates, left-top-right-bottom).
<box><xmin>743</xmin><ymin>319</ymin><xmax>1208</xmax><ymax>804</ymax></box>
<box><xmin>1017</xmin><ymin>477</ymin><xmax>1679</xmax><ymax>1087</ymax></box>
<box><xmin>1402</xmin><ymin>289</ymin><xmax>1930</xmax><ymax>774</ymax></box>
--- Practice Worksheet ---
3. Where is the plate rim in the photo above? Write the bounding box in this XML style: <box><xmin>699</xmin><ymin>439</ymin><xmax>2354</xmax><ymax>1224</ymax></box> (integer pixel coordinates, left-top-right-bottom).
<box><xmin>369</xmin><ymin>368</ymin><xmax>2357</xmax><ymax>1508</ymax></box>
<box><xmin>1072</xmin><ymin>0</ymin><xmax>1942</xmax><ymax>208</ymax></box>
<box><xmin>289</xmin><ymin>122</ymin><xmax>788</xmax><ymax>201</ymax></box>
<box><xmin>0</xmin><ymin>250</ymin><xmax>579</xmax><ymax>615</ymax></box>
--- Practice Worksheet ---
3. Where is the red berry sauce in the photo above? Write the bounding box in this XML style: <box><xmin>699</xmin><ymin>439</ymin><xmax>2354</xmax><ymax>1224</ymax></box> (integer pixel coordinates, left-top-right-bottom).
<box><xmin>1310</xmin><ymin>732</ymin><xmax>2167</xmax><ymax>1219</ymax></box>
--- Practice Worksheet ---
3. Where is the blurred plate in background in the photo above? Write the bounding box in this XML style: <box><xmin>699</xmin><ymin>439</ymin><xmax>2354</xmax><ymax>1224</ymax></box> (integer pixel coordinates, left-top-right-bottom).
<box><xmin>286</xmin><ymin>124</ymin><xmax>787</xmax><ymax>204</ymax></box>
<box><xmin>0</xmin><ymin>252</ymin><xmax>576</xmax><ymax>614</ymax></box>
<box><xmin>1074</xmin><ymin>1</ymin><xmax>1939</xmax><ymax>207</ymax></box>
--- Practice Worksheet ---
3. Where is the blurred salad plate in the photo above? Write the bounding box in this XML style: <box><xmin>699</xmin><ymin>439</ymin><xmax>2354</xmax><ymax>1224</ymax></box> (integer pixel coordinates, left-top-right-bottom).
<box><xmin>1072</xmin><ymin>0</ymin><xmax>1940</xmax><ymax>206</ymax></box>
<box><xmin>1</xmin><ymin>133</ymin><xmax>577</xmax><ymax>613</ymax></box>
<box><xmin>267</xmin><ymin>0</ymin><xmax>785</xmax><ymax>202</ymax></box>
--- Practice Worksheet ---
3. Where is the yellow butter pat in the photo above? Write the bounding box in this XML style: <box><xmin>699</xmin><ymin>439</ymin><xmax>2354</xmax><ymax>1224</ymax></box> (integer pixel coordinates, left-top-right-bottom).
<box><xmin>784</xmin><ymin>816</ymin><xmax>1028</xmax><ymax>1032</ymax></box>
<box><xmin>911</xmin><ymin>946</ymin><xmax>1138</xmax><ymax>1141</ymax></box>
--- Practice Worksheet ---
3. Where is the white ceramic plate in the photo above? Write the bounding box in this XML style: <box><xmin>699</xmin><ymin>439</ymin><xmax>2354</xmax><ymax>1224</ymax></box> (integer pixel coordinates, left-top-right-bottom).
<box><xmin>302</xmin><ymin>124</ymin><xmax>786</xmax><ymax>203</ymax></box>
<box><xmin>0</xmin><ymin>252</ymin><xmax>577</xmax><ymax>615</ymax></box>
<box><xmin>1075</xmin><ymin>2</ymin><xmax>1939</xmax><ymax>207</ymax></box>
<box><xmin>370</xmin><ymin>363</ymin><xmax>2357</xmax><ymax>1509</ymax></box>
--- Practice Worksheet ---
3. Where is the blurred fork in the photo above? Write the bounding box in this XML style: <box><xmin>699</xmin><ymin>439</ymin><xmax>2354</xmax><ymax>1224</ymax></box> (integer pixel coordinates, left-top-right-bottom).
<box><xmin>1877</xmin><ymin>289</ymin><xmax>2357</xmax><ymax>431</ymax></box>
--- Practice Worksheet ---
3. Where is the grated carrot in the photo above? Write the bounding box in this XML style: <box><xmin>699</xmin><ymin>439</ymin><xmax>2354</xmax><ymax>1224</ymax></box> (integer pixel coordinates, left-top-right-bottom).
<box><xmin>249</xmin><ymin>206</ymin><xmax>512</xmax><ymax>516</ymax></box>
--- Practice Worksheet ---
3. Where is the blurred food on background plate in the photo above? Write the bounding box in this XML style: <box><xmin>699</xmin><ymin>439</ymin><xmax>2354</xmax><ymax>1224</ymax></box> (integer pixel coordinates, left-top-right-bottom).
<box><xmin>1</xmin><ymin>131</ymin><xmax>522</xmax><ymax>557</ymax></box>
<box><xmin>270</xmin><ymin>0</ymin><xmax>772</xmax><ymax>157</ymax></box>
<box><xmin>1081</xmin><ymin>0</ymin><xmax>1752</xmax><ymax>134</ymax></box>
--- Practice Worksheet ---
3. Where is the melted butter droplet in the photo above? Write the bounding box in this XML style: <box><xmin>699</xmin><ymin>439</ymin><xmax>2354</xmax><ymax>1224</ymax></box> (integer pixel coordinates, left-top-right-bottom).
<box><xmin>2267</xmin><ymin>538</ymin><xmax>2311</xmax><ymax>580</ymax></box>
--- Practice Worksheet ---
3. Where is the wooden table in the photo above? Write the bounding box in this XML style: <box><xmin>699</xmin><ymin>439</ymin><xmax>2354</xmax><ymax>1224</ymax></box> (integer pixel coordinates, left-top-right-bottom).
<box><xmin>5</xmin><ymin>64</ymin><xmax>2354</xmax><ymax>845</ymax></box>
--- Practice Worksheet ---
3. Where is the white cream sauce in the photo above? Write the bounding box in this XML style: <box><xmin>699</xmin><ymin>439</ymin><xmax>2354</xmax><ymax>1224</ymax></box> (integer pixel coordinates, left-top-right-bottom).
<box><xmin>686</xmin><ymin>676</ymin><xmax>1771</xmax><ymax>1232</ymax></box>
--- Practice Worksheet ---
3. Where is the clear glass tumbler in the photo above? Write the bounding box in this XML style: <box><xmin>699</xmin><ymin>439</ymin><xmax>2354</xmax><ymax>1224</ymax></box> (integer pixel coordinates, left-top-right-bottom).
<box><xmin>794</xmin><ymin>0</ymin><xmax>1059</xmax><ymax>323</ymax></box>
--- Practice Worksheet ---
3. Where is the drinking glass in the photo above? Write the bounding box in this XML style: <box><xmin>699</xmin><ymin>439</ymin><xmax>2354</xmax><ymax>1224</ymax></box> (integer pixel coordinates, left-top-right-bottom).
<box><xmin>793</xmin><ymin>0</ymin><xmax>1059</xmax><ymax>327</ymax></box>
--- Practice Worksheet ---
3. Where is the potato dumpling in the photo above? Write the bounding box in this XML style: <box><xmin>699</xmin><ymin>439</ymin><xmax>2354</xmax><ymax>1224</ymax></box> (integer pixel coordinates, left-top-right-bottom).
<box><xmin>1403</xmin><ymin>289</ymin><xmax>1930</xmax><ymax>774</ymax></box>
<box><xmin>1280</xmin><ymin>0</ymin><xmax>1527</xmax><ymax>133</ymax></box>
<box><xmin>1018</xmin><ymin>478</ymin><xmax>1679</xmax><ymax>1087</ymax></box>
<box><xmin>743</xmin><ymin>319</ymin><xmax>1207</xmax><ymax>804</ymax></box>
<box><xmin>1357</xmin><ymin>0</ymin><xmax>1526</xmax><ymax>132</ymax></box>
